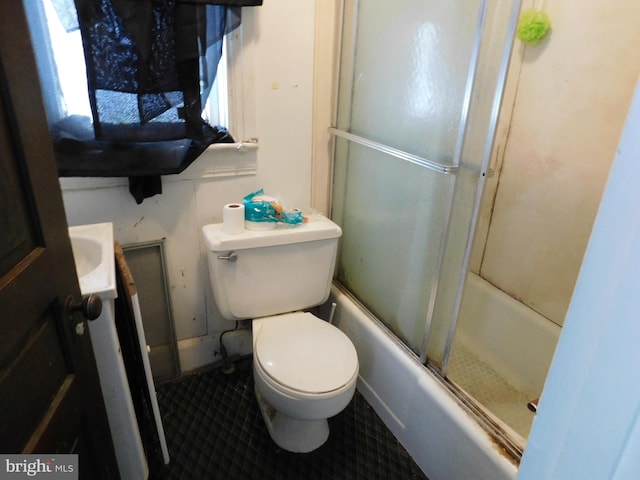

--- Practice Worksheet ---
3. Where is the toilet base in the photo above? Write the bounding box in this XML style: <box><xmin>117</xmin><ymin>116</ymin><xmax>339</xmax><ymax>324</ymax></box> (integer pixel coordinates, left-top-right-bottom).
<box><xmin>255</xmin><ymin>387</ymin><xmax>330</xmax><ymax>453</ymax></box>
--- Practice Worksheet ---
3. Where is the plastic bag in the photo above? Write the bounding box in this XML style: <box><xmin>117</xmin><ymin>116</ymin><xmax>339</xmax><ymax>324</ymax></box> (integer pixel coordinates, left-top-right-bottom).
<box><xmin>243</xmin><ymin>189</ymin><xmax>306</xmax><ymax>226</ymax></box>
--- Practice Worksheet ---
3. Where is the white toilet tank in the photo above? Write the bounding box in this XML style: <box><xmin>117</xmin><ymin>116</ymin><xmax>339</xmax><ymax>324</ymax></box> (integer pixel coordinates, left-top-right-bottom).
<box><xmin>202</xmin><ymin>215</ymin><xmax>342</xmax><ymax>320</ymax></box>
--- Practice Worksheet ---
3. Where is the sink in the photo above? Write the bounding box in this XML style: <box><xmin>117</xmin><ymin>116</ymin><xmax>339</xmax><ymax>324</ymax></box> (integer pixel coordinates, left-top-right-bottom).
<box><xmin>68</xmin><ymin>221</ymin><xmax>150</xmax><ymax>478</ymax></box>
<box><xmin>68</xmin><ymin>222</ymin><xmax>116</xmax><ymax>299</ymax></box>
<box><xmin>71</xmin><ymin>236</ymin><xmax>102</xmax><ymax>278</ymax></box>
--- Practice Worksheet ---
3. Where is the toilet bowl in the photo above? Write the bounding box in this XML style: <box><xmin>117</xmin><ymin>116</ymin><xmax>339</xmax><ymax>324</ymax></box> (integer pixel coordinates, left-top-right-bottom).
<box><xmin>252</xmin><ymin>312</ymin><xmax>358</xmax><ymax>452</ymax></box>
<box><xmin>202</xmin><ymin>214</ymin><xmax>358</xmax><ymax>452</ymax></box>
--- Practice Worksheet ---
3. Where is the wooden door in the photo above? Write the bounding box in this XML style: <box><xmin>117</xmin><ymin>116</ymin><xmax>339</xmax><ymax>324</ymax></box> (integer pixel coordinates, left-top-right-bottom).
<box><xmin>0</xmin><ymin>2</ymin><xmax>118</xmax><ymax>478</ymax></box>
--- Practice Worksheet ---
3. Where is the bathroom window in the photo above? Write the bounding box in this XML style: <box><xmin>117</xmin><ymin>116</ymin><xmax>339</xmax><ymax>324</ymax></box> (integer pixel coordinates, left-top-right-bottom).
<box><xmin>26</xmin><ymin>0</ymin><xmax>259</xmax><ymax>201</ymax></box>
<box><xmin>39</xmin><ymin>0</ymin><xmax>232</xmax><ymax>131</ymax></box>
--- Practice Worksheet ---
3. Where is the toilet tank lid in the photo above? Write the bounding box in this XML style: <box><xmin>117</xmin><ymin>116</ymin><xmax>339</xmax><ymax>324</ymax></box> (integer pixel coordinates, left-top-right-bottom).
<box><xmin>202</xmin><ymin>214</ymin><xmax>342</xmax><ymax>251</ymax></box>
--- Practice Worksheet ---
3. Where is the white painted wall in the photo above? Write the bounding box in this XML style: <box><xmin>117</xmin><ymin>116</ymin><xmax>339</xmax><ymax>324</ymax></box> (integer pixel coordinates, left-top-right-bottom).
<box><xmin>61</xmin><ymin>1</ymin><xmax>317</xmax><ymax>372</ymax></box>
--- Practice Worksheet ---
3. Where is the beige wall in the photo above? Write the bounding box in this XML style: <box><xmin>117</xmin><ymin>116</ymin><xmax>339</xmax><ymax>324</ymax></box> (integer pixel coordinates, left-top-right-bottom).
<box><xmin>470</xmin><ymin>0</ymin><xmax>640</xmax><ymax>325</ymax></box>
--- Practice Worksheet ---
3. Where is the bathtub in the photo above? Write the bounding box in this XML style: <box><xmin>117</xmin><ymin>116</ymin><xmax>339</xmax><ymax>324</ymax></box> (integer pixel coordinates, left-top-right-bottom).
<box><xmin>456</xmin><ymin>272</ymin><xmax>562</xmax><ymax>397</ymax></box>
<box><xmin>327</xmin><ymin>283</ymin><xmax>519</xmax><ymax>480</ymax></box>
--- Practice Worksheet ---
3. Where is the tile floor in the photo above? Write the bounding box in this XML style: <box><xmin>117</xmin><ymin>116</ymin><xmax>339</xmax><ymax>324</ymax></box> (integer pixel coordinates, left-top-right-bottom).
<box><xmin>147</xmin><ymin>359</ymin><xmax>428</xmax><ymax>480</ymax></box>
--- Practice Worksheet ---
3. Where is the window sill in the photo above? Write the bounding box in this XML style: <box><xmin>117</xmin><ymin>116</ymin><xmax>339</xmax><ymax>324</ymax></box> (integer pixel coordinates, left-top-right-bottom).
<box><xmin>58</xmin><ymin>141</ymin><xmax>258</xmax><ymax>192</ymax></box>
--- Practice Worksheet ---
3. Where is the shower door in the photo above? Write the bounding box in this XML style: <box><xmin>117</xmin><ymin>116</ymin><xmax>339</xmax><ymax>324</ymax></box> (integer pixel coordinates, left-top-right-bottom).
<box><xmin>331</xmin><ymin>0</ymin><xmax>520</xmax><ymax>371</ymax></box>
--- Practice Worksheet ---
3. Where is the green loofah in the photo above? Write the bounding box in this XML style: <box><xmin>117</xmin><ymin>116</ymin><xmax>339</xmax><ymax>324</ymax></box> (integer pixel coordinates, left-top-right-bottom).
<box><xmin>516</xmin><ymin>8</ymin><xmax>551</xmax><ymax>45</ymax></box>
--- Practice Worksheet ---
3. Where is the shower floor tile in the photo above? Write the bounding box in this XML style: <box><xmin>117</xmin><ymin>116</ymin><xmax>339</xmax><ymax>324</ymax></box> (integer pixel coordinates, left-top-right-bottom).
<box><xmin>448</xmin><ymin>343</ymin><xmax>536</xmax><ymax>441</ymax></box>
<box><xmin>148</xmin><ymin>358</ymin><xmax>428</xmax><ymax>480</ymax></box>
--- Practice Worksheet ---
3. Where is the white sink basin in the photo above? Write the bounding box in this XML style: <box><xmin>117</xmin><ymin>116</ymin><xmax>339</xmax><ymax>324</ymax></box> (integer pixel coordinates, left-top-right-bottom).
<box><xmin>68</xmin><ymin>222</ymin><xmax>116</xmax><ymax>299</ymax></box>
<box><xmin>68</xmin><ymin>222</ymin><xmax>150</xmax><ymax>478</ymax></box>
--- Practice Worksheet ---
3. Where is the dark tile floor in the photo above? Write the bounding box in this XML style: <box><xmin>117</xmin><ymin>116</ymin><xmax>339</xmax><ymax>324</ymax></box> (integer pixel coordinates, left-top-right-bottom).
<box><xmin>147</xmin><ymin>358</ymin><xmax>428</xmax><ymax>480</ymax></box>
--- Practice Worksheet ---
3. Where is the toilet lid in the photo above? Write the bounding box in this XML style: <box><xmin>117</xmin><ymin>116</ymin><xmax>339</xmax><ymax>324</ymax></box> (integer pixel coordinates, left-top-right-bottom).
<box><xmin>255</xmin><ymin>313</ymin><xmax>358</xmax><ymax>394</ymax></box>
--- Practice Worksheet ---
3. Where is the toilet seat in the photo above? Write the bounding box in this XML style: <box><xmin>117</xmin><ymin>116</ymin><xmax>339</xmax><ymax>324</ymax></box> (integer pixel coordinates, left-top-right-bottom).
<box><xmin>254</xmin><ymin>312</ymin><xmax>358</xmax><ymax>395</ymax></box>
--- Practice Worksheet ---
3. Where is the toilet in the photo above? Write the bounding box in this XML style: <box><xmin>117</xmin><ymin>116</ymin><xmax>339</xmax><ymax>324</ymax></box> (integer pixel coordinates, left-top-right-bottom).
<box><xmin>202</xmin><ymin>215</ymin><xmax>358</xmax><ymax>453</ymax></box>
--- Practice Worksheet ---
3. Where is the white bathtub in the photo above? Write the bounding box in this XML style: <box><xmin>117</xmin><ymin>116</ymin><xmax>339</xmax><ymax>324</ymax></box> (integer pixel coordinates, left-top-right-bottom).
<box><xmin>328</xmin><ymin>284</ymin><xmax>519</xmax><ymax>480</ymax></box>
<box><xmin>456</xmin><ymin>272</ymin><xmax>561</xmax><ymax>396</ymax></box>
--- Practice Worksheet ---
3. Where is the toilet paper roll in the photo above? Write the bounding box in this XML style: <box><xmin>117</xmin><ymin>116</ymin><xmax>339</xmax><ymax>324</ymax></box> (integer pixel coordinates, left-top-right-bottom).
<box><xmin>222</xmin><ymin>203</ymin><xmax>245</xmax><ymax>235</ymax></box>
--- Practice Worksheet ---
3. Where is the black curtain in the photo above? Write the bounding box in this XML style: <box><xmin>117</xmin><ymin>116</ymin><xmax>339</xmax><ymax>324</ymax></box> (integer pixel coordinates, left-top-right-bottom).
<box><xmin>54</xmin><ymin>0</ymin><xmax>262</xmax><ymax>203</ymax></box>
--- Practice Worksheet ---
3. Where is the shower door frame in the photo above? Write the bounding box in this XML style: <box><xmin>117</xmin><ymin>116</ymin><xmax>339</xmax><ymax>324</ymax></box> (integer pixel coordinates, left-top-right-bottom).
<box><xmin>329</xmin><ymin>0</ymin><xmax>484</xmax><ymax>366</ymax></box>
<box><xmin>325</xmin><ymin>0</ymin><xmax>525</xmax><ymax>459</ymax></box>
<box><xmin>328</xmin><ymin>0</ymin><xmax>521</xmax><ymax>373</ymax></box>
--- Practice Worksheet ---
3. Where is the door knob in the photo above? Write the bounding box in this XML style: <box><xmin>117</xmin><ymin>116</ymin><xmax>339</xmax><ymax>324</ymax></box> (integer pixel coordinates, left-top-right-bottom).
<box><xmin>65</xmin><ymin>294</ymin><xmax>102</xmax><ymax>336</ymax></box>
<box><xmin>66</xmin><ymin>294</ymin><xmax>102</xmax><ymax>320</ymax></box>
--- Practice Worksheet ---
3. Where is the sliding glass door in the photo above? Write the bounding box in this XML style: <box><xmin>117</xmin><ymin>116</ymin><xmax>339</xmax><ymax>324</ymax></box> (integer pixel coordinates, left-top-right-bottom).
<box><xmin>331</xmin><ymin>0</ymin><xmax>520</xmax><ymax>369</ymax></box>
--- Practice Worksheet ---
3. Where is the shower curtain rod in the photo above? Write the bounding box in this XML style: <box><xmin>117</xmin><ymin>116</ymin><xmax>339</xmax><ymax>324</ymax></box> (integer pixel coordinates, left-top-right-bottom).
<box><xmin>328</xmin><ymin>127</ymin><xmax>458</xmax><ymax>175</ymax></box>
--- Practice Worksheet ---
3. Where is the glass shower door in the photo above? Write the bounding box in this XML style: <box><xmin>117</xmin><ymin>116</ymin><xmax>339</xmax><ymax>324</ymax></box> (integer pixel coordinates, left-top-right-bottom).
<box><xmin>331</xmin><ymin>0</ymin><xmax>520</xmax><ymax>369</ymax></box>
